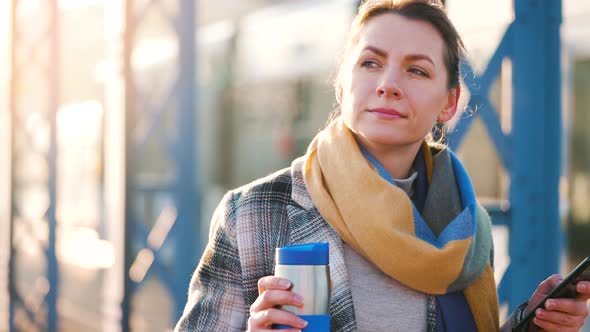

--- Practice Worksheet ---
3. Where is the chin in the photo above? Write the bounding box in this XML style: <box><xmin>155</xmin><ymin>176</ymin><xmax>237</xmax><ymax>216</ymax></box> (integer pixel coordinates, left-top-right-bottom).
<box><xmin>359</xmin><ymin>132</ymin><xmax>413</xmax><ymax>148</ymax></box>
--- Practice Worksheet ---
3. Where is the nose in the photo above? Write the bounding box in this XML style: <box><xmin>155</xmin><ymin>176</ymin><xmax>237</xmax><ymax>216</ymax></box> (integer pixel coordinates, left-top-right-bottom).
<box><xmin>376</xmin><ymin>69</ymin><xmax>402</xmax><ymax>98</ymax></box>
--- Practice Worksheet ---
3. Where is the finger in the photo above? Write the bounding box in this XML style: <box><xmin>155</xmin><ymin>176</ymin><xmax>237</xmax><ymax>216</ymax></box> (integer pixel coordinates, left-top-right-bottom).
<box><xmin>248</xmin><ymin>308</ymin><xmax>308</xmax><ymax>330</ymax></box>
<box><xmin>257</xmin><ymin>276</ymin><xmax>292</xmax><ymax>294</ymax></box>
<box><xmin>544</xmin><ymin>298</ymin><xmax>588</xmax><ymax>317</ymax></box>
<box><xmin>534</xmin><ymin>308</ymin><xmax>584</xmax><ymax>328</ymax></box>
<box><xmin>539</xmin><ymin>274</ymin><xmax>564</xmax><ymax>295</ymax></box>
<box><xmin>250</xmin><ymin>289</ymin><xmax>304</xmax><ymax>313</ymax></box>
<box><xmin>527</xmin><ymin>275</ymin><xmax>565</xmax><ymax>313</ymax></box>
<box><xmin>576</xmin><ymin>281</ymin><xmax>590</xmax><ymax>300</ymax></box>
<box><xmin>533</xmin><ymin>315</ymin><xmax>582</xmax><ymax>332</ymax></box>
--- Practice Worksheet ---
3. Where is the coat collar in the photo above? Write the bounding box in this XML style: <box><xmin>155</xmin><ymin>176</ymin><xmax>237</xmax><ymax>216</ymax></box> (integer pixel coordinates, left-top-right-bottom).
<box><xmin>289</xmin><ymin>156</ymin><xmax>315</xmax><ymax>210</ymax></box>
<box><xmin>287</xmin><ymin>156</ymin><xmax>357</xmax><ymax>331</ymax></box>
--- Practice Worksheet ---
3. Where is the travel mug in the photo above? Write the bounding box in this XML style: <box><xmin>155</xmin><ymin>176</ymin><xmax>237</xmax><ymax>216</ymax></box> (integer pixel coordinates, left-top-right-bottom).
<box><xmin>274</xmin><ymin>242</ymin><xmax>330</xmax><ymax>331</ymax></box>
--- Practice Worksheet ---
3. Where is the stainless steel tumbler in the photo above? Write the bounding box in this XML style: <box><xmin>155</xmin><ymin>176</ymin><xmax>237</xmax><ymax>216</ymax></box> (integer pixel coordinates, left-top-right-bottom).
<box><xmin>274</xmin><ymin>242</ymin><xmax>330</xmax><ymax>331</ymax></box>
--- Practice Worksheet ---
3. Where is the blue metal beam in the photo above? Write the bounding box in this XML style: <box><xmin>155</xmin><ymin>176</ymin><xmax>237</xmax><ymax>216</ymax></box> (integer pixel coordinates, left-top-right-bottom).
<box><xmin>46</xmin><ymin>1</ymin><xmax>60</xmax><ymax>331</ymax></box>
<box><xmin>134</xmin><ymin>80</ymin><xmax>181</xmax><ymax>156</ymax></box>
<box><xmin>486</xmin><ymin>202</ymin><xmax>510</xmax><ymax>226</ymax></box>
<box><xmin>8</xmin><ymin>0</ymin><xmax>60</xmax><ymax>330</ymax></box>
<box><xmin>122</xmin><ymin>0</ymin><xmax>136</xmax><ymax>329</ymax></box>
<box><xmin>465</xmin><ymin>94</ymin><xmax>512</xmax><ymax>170</ymax></box>
<box><xmin>171</xmin><ymin>0</ymin><xmax>200</xmax><ymax>321</ymax></box>
<box><xmin>497</xmin><ymin>264</ymin><xmax>512</xmax><ymax>304</ymax></box>
<box><xmin>112</xmin><ymin>0</ymin><xmax>201</xmax><ymax>329</ymax></box>
<box><xmin>507</xmin><ymin>0</ymin><xmax>562</xmax><ymax>312</ymax></box>
<box><xmin>3</xmin><ymin>2</ymin><xmax>15</xmax><ymax>330</ymax></box>
<box><xmin>449</xmin><ymin>24</ymin><xmax>513</xmax><ymax>169</ymax></box>
<box><xmin>446</xmin><ymin>0</ymin><xmax>563</xmax><ymax>312</ymax></box>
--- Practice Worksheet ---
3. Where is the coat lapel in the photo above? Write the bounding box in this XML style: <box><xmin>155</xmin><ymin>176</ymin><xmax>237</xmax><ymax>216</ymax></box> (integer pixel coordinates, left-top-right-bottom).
<box><xmin>288</xmin><ymin>157</ymin><xmax>357</xmax><ymax>331</ymax></box>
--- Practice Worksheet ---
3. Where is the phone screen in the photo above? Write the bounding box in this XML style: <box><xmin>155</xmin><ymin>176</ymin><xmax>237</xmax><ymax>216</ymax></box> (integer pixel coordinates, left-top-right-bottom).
<box><xmin>513</xmin><ymin>257</ymin><xmax>590</xmax><ymax>331</ymax></box>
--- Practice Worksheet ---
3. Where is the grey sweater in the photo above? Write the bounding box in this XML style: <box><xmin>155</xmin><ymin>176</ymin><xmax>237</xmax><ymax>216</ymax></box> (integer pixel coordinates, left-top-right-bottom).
<box><xmin>343</xmin><ymin>171</ymin><xmax>428</xmax><ymax>331</ymax></box>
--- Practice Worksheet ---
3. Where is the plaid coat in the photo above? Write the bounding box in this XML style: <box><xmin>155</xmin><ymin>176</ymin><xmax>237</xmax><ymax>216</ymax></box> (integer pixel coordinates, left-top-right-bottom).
<box><xmin>174</xmin><ymin>157</ymin><xmax>526</xmax><ymax>332</ymax></box>
<box><xmin>175</xmin><ymin>157</ymin><xmax>357</xmax><ymax>331</ymax></box>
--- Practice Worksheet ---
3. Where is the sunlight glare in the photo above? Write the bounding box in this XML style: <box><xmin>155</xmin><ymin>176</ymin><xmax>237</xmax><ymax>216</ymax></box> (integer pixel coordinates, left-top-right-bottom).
<box><xmin>58</xmin><ymin>226</ymin><xmax>115</xmax><ymax>270</ymax></box>
<box><xmin>59</xmin><ymin>0</ymin><xmax>103</xmax><ymax>11</ymax></box>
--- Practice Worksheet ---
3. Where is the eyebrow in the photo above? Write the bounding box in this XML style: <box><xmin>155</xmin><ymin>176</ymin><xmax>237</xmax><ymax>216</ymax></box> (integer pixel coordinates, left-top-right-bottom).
<box><xmin>405</xmin><ymin>54</ymin><xmax>435</xmax><ymax>66</ymax></box>
<box><xmin>362</xmin><ymin>45</ymin><xmax>388</xmax><ymax>58</ymax></box>
<box><xmin>361</xmin><ymin>45</ymin><xmax>435</xmax><ymax>67</ymax></box>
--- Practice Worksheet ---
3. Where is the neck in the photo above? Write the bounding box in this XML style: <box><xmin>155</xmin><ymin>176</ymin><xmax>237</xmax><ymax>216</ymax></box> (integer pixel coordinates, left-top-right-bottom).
<box><xmin>355</xmin><ymin>136</ymin><xmax>423</xmax><ymax>179</ymax></box>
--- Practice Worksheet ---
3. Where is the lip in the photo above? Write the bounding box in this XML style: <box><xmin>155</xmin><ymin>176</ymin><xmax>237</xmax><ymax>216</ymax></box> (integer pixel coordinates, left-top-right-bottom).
<box><xmin>368</xmin><ymin>108</ymin><xmax>406</xmax><ymax>119</ymax></box>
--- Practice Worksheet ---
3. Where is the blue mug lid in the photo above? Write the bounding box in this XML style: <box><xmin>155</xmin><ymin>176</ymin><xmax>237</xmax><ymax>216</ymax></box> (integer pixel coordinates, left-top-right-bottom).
<box><xmin>276</xmin><ymin>242</ymin><xmax>329</xmax><ymax>265</ymax></box>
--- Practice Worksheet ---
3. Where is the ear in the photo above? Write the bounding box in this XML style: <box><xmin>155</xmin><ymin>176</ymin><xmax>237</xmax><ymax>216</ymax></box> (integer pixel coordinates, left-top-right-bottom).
<box><xmin>438</xmin><ymin>85</ymin><xmax>460</xmax><ymax>123</ymax></box>
<box><xmin>335</xmin><ymin>83</ymin><xmax>343</xmax><ymax>105</ymax></box>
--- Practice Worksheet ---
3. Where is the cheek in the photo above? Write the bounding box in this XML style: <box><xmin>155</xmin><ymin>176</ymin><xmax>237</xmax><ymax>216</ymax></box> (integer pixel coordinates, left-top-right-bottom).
<box><xmin>340</xmin><ymin>98</ymin><xmax>355</xmax><ymax>124</ymax></box>
<box><xmin>339</xmin><ymin>83</ymin><xmax>357</xmax><ymax>115</ymax></box>
<box><xmin>339</xmin><ymin>91</ymin><xmax>358</xmax><ymax>129</ymax></box>
<box><xmin>344</xmin><ymin>78</ymin><xmax>370</xmax><ymax>110</ymax></box>
<box><xmin>408</xmin><ymin>89</ymin><xmax>448</xmax><ymax>119</ymax></box>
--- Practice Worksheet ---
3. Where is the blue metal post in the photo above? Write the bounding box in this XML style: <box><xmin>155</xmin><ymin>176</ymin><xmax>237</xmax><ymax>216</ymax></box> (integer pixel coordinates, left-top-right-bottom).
<box><xmin>172</xmin><ymin>0</ymin><xmax>201</xmax><ymax>321</ymax></box>
<box><xmin>2</xmin><ymin>2</ymin><xmax>15</xmax><ymax>331</ymax></box>
<box><xmin>446</xmin><ymin>0</ymin><xmax>563</xmax><ymax>312</ymax></box>
<box><xmin>122</xmin><ymin>0</ymin><xmax>135</xmax><ymax>330</ymax></box>
<box><xmin>107</xmin><ymin>0</ymin><xmax>201</xmax><ymax>329</ymax></box>
<box><xmin>7</xmin><ymin>0</ymin><xmax>60</xmax><ymax>330</ymax></box>
<box><xmin>46</xmin><ymin>0</ymin><xmax>60</xmax><ymax>330</ymax></box>
<box><xmin>102</xmin><ymin>2</ymin><xmax>134</xmax><ymax>331</ymax></box>
<box><xmin>508</xmin><ymin>0</ymin><xmax>562</xmax><ymax>311</ymax></box>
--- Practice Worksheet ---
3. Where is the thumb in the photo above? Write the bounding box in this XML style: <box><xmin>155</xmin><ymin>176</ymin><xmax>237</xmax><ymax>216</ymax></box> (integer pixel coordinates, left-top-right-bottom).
<box><xmin>538</xmin><ymin>274</ymin><xmax>564</xmax><ymax>295</ymax></box>
<box><xmin>528</xmin><ymin>274</ymin><xmax>563</xmax><ymax>310</ymax></box>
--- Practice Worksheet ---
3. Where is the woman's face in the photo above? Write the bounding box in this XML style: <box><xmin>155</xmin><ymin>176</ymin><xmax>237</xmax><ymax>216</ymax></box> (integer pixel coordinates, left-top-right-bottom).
<box><xmin>338</xmin><ymin>13</ymin><xmax>459</xmax><ymax>151</ymax></box>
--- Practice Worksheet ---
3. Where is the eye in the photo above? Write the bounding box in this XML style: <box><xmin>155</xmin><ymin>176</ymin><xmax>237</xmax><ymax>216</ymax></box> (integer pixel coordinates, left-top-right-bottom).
<box><xmin>360</xmin><ymin>60</ymin><xmax>380</xmax><ymax>69</ymax></box>
<box><xmin>408</xmin><ymin>67</ymin><xmax>429</xmax><ymax>77</ymax></box>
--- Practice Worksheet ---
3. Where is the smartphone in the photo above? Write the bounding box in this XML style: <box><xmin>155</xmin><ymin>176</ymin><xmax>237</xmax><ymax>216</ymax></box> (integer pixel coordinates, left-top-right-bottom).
<box><xmin>513</xmin><ymin>256</ymin><xmax>590</xmax><ymax>331</ymax></box>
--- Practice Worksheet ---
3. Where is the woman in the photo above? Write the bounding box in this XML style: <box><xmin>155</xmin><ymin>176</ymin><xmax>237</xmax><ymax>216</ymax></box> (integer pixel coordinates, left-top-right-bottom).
<box><xmin>175</xmin><ymin>0</ymin><xmax>590</xmax><ymax>331</ymax></box>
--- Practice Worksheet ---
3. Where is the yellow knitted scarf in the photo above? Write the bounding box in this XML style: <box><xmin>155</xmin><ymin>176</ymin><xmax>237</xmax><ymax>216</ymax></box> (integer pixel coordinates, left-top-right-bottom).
<box><xmin>303</xmin><ymin>119</ymin><xmax>499</xmax><ymax>331</ymax></box>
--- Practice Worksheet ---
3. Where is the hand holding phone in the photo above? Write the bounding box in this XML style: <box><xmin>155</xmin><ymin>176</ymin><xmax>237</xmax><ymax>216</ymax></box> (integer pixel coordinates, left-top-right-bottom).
<box><xmin>513</xmin><ymin>256</ymin><xmax>590</xmax><ymax>331</ymax></box>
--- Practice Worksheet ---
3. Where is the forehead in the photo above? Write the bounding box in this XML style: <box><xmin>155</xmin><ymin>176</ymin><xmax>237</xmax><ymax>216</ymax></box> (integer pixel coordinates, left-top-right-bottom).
<box><xmin>356</xmin><ymin>13</ymin><xmax>445</xmax><ymax>63</ymax></box>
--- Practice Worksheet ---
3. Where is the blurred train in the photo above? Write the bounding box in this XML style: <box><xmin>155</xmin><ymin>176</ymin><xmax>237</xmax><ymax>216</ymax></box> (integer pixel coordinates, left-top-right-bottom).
<box><xmin>131</xmin><ymin>0</ymin><xmax>503</xmax><ymax>195</ymax></box>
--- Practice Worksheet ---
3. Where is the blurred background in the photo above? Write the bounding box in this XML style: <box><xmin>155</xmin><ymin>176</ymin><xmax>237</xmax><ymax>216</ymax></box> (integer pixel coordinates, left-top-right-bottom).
<box><xmin>0</xmin><ymin>0</ymin><xmax>589</xmax><ymax>331</ymax></box>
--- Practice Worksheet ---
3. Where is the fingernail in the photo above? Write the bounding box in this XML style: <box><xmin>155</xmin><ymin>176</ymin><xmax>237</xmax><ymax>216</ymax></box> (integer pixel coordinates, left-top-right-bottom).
<box><xmin>279</xmin><ymin>279</ymin><xmax>291</xmax><ymax>288</ymax></box>
<box><xmin>536</xmin><ymin>308</ymin><xmax>544</xmax><ymax>317</ymax></box>
<box><xmin>293</xmin><ymin>294</ymin><xmax>304</xmax><ymax>305</ymax></box>
<box><xmin>545</xmin><ymin>300</ymin><xmax>554</xmax><ymax>309</ymax></box>
<box><xmin>577</xmin><ymin>283</ymin><xmax>587</xmax><ymax>292</ymax></box>
<box><xmin>297</xmin><ymin>318</ymin><xmax>308</xmax><ymax>328</ymax></box>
